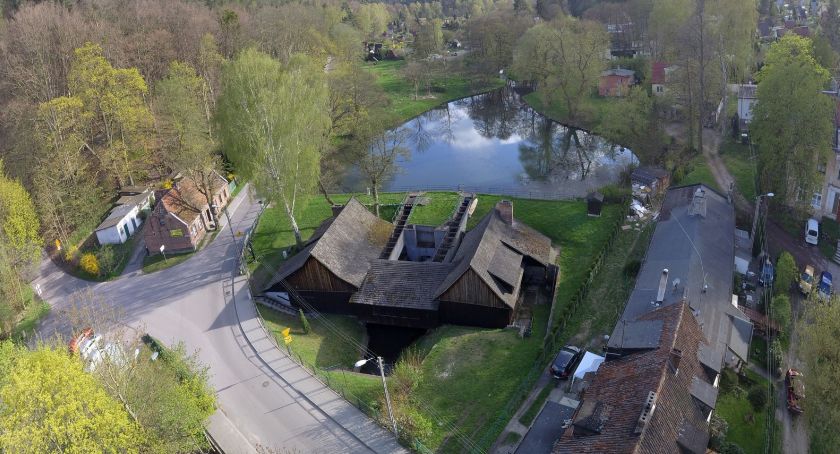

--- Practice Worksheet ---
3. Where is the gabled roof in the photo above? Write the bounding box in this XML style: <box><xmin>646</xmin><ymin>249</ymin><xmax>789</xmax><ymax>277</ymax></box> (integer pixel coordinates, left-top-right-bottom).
<box><xmin>266</xmin><ymin>198</ymin><xmax>393</xmax><ymax>289</ymax></box>
<box><xmin>651</xmin><ymin>62</ymin><xmax>669</xmax><ymax>84</ymax></box>
<box><xmin>95</xmin><ymin>204</ymin><xmax>136</xmax><ymax>231</ymax></box>
<box><xmin>350</xmin><ymin>260</ymin><xmax>453</xmax><ymax>310</ymax></box>
<box><xmin>601</xmin><ymin>68</ymin><xmax>635</xmax><ymax>78</ymax></box>
<box><xmin>555</xmin><ymin>303</ymin><xmax>713</xmax><ymax>454</ymax></box>
<box><xmin>631</xmin><ymin>166</ymin><xmax>669</xmax><ymax>186</ymax></box>
<box><xmin>161</xmin><ymin>173</ymin><xmax>228</xmax><ymax>225</ymax></box>
<box><xmin>434</xmin><ymin>207</ymin><xmax>556</xmax><ymax>309</ymax></box>
<box><xmin>608</xmin><ymin>184</ymin><xmax>752</xmax><ymax>367</ymax></box>
<box><xmin>738</xmin><ymin>84</ymin><xmax>757</xmax><ymax>99</ymax></box>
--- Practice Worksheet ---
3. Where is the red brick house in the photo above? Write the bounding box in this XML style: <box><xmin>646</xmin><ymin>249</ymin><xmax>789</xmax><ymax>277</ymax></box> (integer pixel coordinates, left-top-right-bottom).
<box><xmin>144</xmin><ymin>173</ymin><xmax>230</xmax><ymax>255</ymax></box>
<box><xmin>598</xmin><ymin>68</ymin><xmax>635</xmax><ymax>97</ymax></box>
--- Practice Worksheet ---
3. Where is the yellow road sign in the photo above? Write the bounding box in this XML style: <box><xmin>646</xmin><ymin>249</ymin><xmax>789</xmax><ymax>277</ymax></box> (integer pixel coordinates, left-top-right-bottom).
<box><xmin>281</xmin><ymin>328</ymin><xmax>290</xmax><ymax>337</ymax></box>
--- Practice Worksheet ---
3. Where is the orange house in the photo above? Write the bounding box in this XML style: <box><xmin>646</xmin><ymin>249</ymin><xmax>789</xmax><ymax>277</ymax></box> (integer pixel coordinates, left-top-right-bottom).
<box><xmin>598</xmin><ymin>68</ymin><xmax>636</xmax><ymax>97</ymax></box>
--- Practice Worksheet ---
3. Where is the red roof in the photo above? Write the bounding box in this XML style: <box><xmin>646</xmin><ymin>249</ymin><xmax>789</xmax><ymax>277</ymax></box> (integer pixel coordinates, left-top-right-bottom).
<box><xmin>651</xmin><ymin>61</ymin><xmax>669</xmax><ymax>85</ymax></box>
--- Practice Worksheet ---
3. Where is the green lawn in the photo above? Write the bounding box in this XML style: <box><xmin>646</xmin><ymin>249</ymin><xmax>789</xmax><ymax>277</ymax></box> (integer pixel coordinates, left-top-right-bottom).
<box><xmin>720</xmin><ymin>138</ymin><xmax>757</xmax><ymax>201</ymax></box>
<box><xmin>750</xmin><ymin>335</ymin><xmax>768</xmax><ymax>370</ymax></box>
<box><xmin>408</xmin><ymin>192</ymin><xmax>462</xmax><ymax>226</ymax></box>
<box><xmin>257</xmin><ymin>305</ymin><xmax>383</xmax><ymax>404</ymax></box>
<box><xmin>679</xmin><ymin>155</ymin><xmax>721</xmax><ymax>192</ymax></box>
<box><xmin>365</xmin><ymin>60</ymin><xmax>504</xmax><ymax>125</ymax></box>
<box><xmin>142</xmin><ymin>251</ymin><xmax>195</xmax><ymax>274</ymax></box>
<box><xmin>716</xmin><ymin>369</ymin><xmax>777</xmax><ymax>454</ymax></box>
<box><xmin>10</xmin><ymin>299</ymin><xmax>49</xmax><ymax>341</ymax></box>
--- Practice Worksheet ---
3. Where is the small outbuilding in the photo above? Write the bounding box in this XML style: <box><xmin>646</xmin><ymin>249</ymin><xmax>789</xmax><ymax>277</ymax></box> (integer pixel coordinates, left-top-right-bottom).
<box><xmin>598</xmin><ymin>68</ymin><xmax>636</xmax><ymax>97</ymax></box>
<box><xmin>631</xmin><ymin>166</ymin><xmax>670</xmax><ymax>197</ymax></box>
<box><xmin>587</xmin><ymin>192</ymin><xmax>604</xmax><ymax>217</ymax></box>
<box><xmin>94</xmin><ymin>189</ymin><xmax>154</xmax><ymax>246</ymax></box>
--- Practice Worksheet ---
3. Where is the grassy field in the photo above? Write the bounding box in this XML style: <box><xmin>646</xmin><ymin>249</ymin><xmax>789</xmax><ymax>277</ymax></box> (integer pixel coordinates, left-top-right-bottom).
<box><xmin>716</xmin><ymin>369</ymin><xmax>780</xmax><ymax>454</ymax></box>
<box><xmin>257</xmin><ymin>305</ymin><xmax>383</xmax><ymax>404</ymax></box>
<box><xmin>679</xmin><ymin>155</ymin><xmax>722</xmax><ymax>192</ymax></box>
<box><xmin>365</xmin><ymin>60</ymin><xmax>504</xmax><ymax>125</ymax></box>
<box><xmin>523</xmin><ymin>92</ymin><xmax>613</xmax><ymax>131</ymax></box>
<box><xmin>720</xmin><ymin>138</ymin><xmax>757</xmax><ymax>201</ymax></box>
<box><xmin>408</xmin><ymin>192</ymin><xmax>461</xmax><ymax>226</ymax></box>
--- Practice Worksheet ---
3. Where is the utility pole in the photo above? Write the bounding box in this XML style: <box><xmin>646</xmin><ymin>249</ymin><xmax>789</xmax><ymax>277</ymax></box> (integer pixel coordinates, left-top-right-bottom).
<box><xmin>378</xmin><ymin>356</ymin><xmax>398</xmax><ymax>435</ymax></box>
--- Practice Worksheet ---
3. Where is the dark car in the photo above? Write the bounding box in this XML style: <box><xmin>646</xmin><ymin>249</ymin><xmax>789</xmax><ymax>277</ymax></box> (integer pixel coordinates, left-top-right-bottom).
<box><xmin>759</xmin><ymin>259</ymin><xmax>775</xmax><ymax>287</ymax></box>
<box><xmin>818</xmin><ymin>271</ymin><xmax>832</xmax><ymax>301</ymax></box>
<box><xmin>550</xmin><ymin>345</ymin><xmax>582</xmax><ymax>379</ymax></box>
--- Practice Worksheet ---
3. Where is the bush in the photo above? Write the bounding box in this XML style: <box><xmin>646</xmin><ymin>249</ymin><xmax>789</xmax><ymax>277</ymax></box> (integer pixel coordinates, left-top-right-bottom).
<box><xmin>719</xmin><ymin>368</ymin><xmax>739</xmax><ymax>393</ymax></box>
<box><xmin>708</xmin><ymin>413</ymin><xmax>729</xmax><ymax>450</ymax></box>
<box><xmin>623</xmin><ymin>259</ymin><xmax>641</xmax><ymax>278</ymax></box>
<box><xmin>79</xmin><ymin>253</ymin><xmax>100</xmax><ymax>276</ymax></box>
<box><xmin>747</xmin><ymin>385</ymin><xmax>767</xmax><ymax>410</ymax></box>
<box><xmin>775</xmin><ymin>251</ymin><xmax>797</xmax><ymax>294</ymax></box>
<box><xmin>298</xmin><ymin>309</ymin><xmax>311</xmax><ymax>334</ymax></box>
<box><xmin>96</xmin><ymin>246</ymin><xmax>117</xmax><ymax>276</ymax></box>
<box><xmin>770</xmin><ymin>294</ymin><xmax>791</xmax><ymax>330</ymax></box>
<box><xmin>63</xmin><ymin>244</ymin><xmax>80</xmax><ymax>263</ymax></box>
<box><xmin>600</xmin><ymin>184</ymin><xmax>630</xmax><ymax>203</ymax></box>
<box><xmin>720</xmin><ymin>441</ymin><xmax>746</xmax><ymax>454</ymax></box>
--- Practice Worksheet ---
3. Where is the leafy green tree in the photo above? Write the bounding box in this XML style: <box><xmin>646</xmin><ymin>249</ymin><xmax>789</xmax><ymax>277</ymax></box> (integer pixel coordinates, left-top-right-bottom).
<box><xmin>771</xmin><ymin>294</ymin><xmax>791</xmax><ymax>331</ymax></box>
<box><xmin>0</xmin><ymin>160</ymin><xmax>41</xmax><ymax>274</ymax></box>
<box><xmin>751</xmin><ymin>35</ymin><xmax>834</xmax><ymax>205</ymax></box>
<box><xmin>600</xmin><ymin>86</ymin><xmax>662</xmax><ymax>159</ymax></box>
<box><xmin>512</xmin><ymin>17</ymin><xmax>609</xmax><ymax>121</ymax></box>
<box><xmin>217</xmin><ymin>49</ymin><xmax>330</xmax><ymax>247</ymax></box>
<box><xmin>68</xmin><ymin>42</ymin><xmax>154</xmax><ymax>188</ymax></box>
<box><xmin>799</xmin><ymin>298</ymin><xmax>840</xmax><ymax>448</ymax></box>
<box><xmin>155</xmin><ymin>61</ymin><xmax>222</xmax><ymax>228</ymax></box>
<box><xmin>0</xmin><ymin>344</ymin><xmax>142</xmax><ymax>452</ymax></box>
<box><xmin>775</xmin><ymin>251</ymin><xmax>798</xmax><ymax>294</ymax></box>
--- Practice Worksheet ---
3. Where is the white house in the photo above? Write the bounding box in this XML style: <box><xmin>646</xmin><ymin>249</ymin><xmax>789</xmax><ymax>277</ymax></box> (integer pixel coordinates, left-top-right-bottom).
<box><xmin>737</xmin><ymin>84</ymin><xmax>757</xmax><ymax>130</ymax></box>
<box><xmin>94</xmin><ymin>189</ymin><xmax>153</xmax><ymax>245</ymax></box>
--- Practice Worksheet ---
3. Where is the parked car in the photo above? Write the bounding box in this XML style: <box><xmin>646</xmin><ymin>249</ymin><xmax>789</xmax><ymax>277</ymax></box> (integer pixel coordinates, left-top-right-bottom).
<box><xmin>799</xmin><ymin>265</ymin><xmax>815</xmax><ymax>295</ymax></box>
<box><xmin>818</xmin><ymin>271</ymin><xmax>833</xmax><ymax>301</ymax></box>
<box><xmin>805</xmin><ymin>218</ymin><xmax>819</xmax><ymax>245</ymax></box>
<box><xmin>786</xmin><ymin>368</ymin><xmax>805</xmax><ymax>414</ymax></box>
<box><xmin>759</xmin><ymin>259</ymin><xmax>775</xmax><ymax>287</ymax></box>
<box><xmin>550</xmin><ymin>345</ymin><xmax>583</xmax><ymax>379</ymax></box>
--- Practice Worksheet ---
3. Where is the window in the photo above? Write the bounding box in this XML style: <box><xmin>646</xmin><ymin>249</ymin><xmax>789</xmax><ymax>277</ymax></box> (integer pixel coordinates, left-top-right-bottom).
<box><xmin>812</xmin><ymin>192</ymin><xmax>823</xmax><ymax>209</ymax></box>
<box><xmin>169</xmin><ymin>229</ymin><xmax>184</xmax><ymax>237</ymax></box>
<box><xmin>818</xmin><ymin>162</ymin><xmax>827</xmax><ymax>174</ymax></box>
<box><xmin>191</xmin><ymin>225</ymin><xmax>197</xmax><ymax>236</ymax></box>
<box><xmin>655</xmin><ymin>85</ymin><xmax>663</xmax><ymax>93</ymax></box>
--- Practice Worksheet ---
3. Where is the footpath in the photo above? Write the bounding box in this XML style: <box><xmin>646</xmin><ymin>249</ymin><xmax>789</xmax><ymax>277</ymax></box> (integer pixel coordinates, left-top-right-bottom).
<box><xmin>228</xmin><ymin>274</ymin><xmax>407</xmax><ymax>454</ymax></box>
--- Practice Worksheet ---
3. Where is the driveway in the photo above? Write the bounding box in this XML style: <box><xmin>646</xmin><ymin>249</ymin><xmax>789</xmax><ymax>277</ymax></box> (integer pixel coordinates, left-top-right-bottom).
<box><xmin>32</xmin><ymin>187</ymin><xmax>403</xmax><ymax>453</ymax></box>
<box><xmin>515</xmin><ymin>398</ymin><xmax>577</xmax><ymax>454</ymax></box>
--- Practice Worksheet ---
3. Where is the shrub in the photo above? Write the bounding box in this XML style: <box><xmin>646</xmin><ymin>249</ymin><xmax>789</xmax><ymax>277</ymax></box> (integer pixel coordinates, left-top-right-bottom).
<box><xmin>298</xmin><ymin>309</ymin><xmax>311</xmax><ymax>334</ymax></box>
<box><xmin>708</xmin><ymin>413</ymin><xmax>729</xmax><ymax>450</ymax></box>
<box><xmin>623</xmin><ymin>259</ymin><xmax>641</xmax><ymax>278</ymax></box>
<box><xmin>775</xmin><ymin>251</ymin><xmax>797</xmax><ymax>294</ymax></box>
<box><xmin>719</xmin><ymin>368</ymin><xmax>739</xmax><ymax>393</ymax></box>
<box><xmin>63</xmin><ymin>244</ymin><xmax>80</xmax><ymax>263</ymax></box>
<box><xmin>392</xmin><ymin>348</ymin><xmax>424</xmax><ymax>397</ymax></box>
<box><xmin>79</xmin><ymin>253</ymin><xmax>100</xmax><ymax>276</ymax></box>
<box><xmin>600</xmin><ymin>184</ymin><xmax>630</xmax><ymax>203</ymax></box>
<box><xmin>720</xmin><ymin>442</ymin><xmax>746</xmax><ymax>454</ymax></box>
<box><xmin>747</xmin><ymin>385</ymin><xmax>767</xmax><ymax>410</ymax></box>
<box><xmin>771</xmin><ymin>294</ymin><xmax>791</xmax><ymax>330</ymax></box>
<box><xmin>769</xmin><ymin>338</ymin><xmax>783</xmax><ymax>368</ymax></box>
<box><xmin>96</xmin><ymin>246</ymin><xmax>117</xmax><ymax>276</ymax></box>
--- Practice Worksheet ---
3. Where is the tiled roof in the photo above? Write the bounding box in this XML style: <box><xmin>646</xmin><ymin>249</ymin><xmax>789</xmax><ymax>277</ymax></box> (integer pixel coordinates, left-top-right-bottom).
<box><xmin>554</xmin><ymin>303</ymin><xmax>713</xmax><ymax>454</ymax></box>
<box><xmin>651</xmin><ymin>62</ymin><xmax>668</xmax><ymax>84</ymax></box>
<box><xmin>161</xmin><ymin>174</ymin><xmax>227</xmax><ymax>224</ymax></box>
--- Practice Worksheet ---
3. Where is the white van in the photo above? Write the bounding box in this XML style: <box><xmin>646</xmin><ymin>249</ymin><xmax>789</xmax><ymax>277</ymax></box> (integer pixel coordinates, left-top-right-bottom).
<box><xmin>805</xmin><ymin>218</ymin><xmax>819</xmax><ymax>245</ymax></box>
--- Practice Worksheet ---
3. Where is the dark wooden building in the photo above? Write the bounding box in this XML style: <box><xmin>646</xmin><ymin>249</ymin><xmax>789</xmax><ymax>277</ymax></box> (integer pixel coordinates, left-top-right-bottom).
<box><xmin>265</xmin><ymin>197</ymin><xmax>558</xmax><ymax>329</ymax></box>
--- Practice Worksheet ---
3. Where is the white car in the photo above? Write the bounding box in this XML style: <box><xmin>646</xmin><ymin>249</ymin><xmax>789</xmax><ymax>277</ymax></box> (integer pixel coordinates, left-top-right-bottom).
<box><xmin>805</xmin><ymin>218</ymin><xmax>819</xmax><ymax>245</ymax></box>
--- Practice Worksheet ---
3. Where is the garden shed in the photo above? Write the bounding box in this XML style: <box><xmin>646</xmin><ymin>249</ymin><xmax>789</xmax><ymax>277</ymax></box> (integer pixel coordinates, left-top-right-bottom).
<box><xmin>94</xmin><ymin>189</ymin><xmax>153</xmax><ymax>245</ymax></box>
<box><xmin>586</xmin><ymin>192</ymin><xmax>604</xmax><ymax>217</ymax></box>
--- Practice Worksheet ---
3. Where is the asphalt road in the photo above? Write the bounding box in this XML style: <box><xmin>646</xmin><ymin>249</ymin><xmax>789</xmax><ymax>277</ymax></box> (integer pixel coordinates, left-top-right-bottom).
<box><xmin>515</xmin><ymin>401</ymin><xmax>576</xmax><ymax>454</ymax></box>
<box><xmin>32</xmin><ymin>187</ymin><xmax>400</xmax><ymax>453</ymax></box>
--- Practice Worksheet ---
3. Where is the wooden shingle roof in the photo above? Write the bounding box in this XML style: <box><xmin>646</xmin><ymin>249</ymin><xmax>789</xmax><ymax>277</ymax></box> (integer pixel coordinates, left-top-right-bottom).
<box><xmin>350</xmin><ymin>259</ymin><xmax>453</xmax><ymax>310</ymax></box>
<box><xmin>266</xmin><ymin>198</ymin><xmax>393</xmax><ymax>289</ymax></box>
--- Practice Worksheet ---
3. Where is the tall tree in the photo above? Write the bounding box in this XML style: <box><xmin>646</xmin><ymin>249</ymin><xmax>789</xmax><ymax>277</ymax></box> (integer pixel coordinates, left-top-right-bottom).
<box><xmin>799</xmin><ymin>296</ymin><xmax>840</xmax><ymax>450</ymax></box>
<box><xmin>155</xmin><ymin>61</ymin><xmax>222</xmax><ymax>228</ymax></box>
<box><xmin>512</xmin><ymin>17</ymin><xmax>609</xmax><ymax>121</ymax></box>
<box><xmin>217</xmin><ymin>49</ymin><xmax>329</xmax><ymax>247</ymax></box>
<box><xmin>752</xmin><ymin>35</ymin><xmax>834</xmax><ymax>205</ymax></box>
<box><xmin>68</xmin><ymin>42</ymin><xmax>154</xmax><ymax>188</ymax></box>
<box><xmin>0</xmin><ymin>343</ymin><xmax>142</xmax><ymax>452</ymax></box>
<box><xmin>0</xmin><ymin>160</ymin><xmax>41</xmax><ymax>275</ymax></box>
<box><xmin>351</xmin><ymin>113</ymin><xmax>412</xmax><ymax>217</ymax></box>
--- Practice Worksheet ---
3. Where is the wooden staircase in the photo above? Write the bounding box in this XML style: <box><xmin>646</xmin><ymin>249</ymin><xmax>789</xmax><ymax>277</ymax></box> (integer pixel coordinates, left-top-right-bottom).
<box><xmin>432</xmin><ymin>194</ymin><xmax>474</xmax><ymax>262</ymax></box>
<box><xmin>380</xmin><ymin>193</ymin><xmax>421</xmax><ymax>259</ymax></box>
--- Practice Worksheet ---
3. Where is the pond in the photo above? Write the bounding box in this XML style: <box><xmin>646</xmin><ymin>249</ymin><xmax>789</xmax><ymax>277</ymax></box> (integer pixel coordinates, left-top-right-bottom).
<box><xmin>340</xmin><ymin>86</ymin><xmax>638</xmax><ymax>198</ymax></box>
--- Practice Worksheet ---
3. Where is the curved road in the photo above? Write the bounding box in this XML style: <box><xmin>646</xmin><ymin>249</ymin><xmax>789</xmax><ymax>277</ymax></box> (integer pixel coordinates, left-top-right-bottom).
<box><xmin>32</xmin><ymin>187</ymin><xmax>403</xmax><ymax>454</ymax></box>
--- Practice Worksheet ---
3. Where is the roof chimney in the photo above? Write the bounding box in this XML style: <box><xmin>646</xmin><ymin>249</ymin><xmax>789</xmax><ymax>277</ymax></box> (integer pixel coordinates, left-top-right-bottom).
<box><xmin>668</xmin><ymin>348</ymin><xmax>683</xmax><ymax>374</ymax></box>
<box><xmin>656</xmin><ymin>269</ymin><xmax>669</xmax><ymax>304</ymax></box>
<box><xmin>688</xmin><ymin>187</ymin><xmax>707</xmax><ymax>217</ymax></box>
<box><xmin>634</xmin><ymin>391</ymin><xmax>657</xmax><ymax>434</ymax></box>
<box><xmin>496</xmin><ymin>200</ymin><xmax>513</xmax><ymax>224</ymax></box>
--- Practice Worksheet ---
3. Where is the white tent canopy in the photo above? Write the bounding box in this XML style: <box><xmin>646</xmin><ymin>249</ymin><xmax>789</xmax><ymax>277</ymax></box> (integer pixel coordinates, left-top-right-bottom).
<box><xmin>573</xmin><ymin>351</ymin><xmax>605</xmax><ymax>381</ymax></box>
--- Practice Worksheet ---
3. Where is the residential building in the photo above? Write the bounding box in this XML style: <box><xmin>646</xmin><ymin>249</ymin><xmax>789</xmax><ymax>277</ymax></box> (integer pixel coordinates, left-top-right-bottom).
<box><xmin>599</xmin><ymin>69</ymin><xmax>636</xmax><ymax>97</ymax></box>
<box><xmin>144</xmin><ymin>173</ymin><xmax>230</xmax><ymax>254</ymax></box>
<box><xmin>554</xmin><ymin>184</ymin><xmax>752</xmax><ymax>453</ymax></box>
<box><xmin>650</xmin><ymin>62</ymin><xmax>676</xmax><ymax>96</ymax></box>
<box><xmin>737</xmin><ymin>84</ymin><xmax>757</xmax><ymax>131</ymax></box>
<box><xmin>812</xmin><ymin>87</ymin><xmax>840</xmax><ymax>219</ymax></box>
<box><xmin>264</xmin><ymin>196</ymin><xmax>558</xmax><ymax>329</ymax></box>
<box><xmin>94</xmin><ymin>188</ymin><xmax>154</xmax><ymax>246</ymax></box>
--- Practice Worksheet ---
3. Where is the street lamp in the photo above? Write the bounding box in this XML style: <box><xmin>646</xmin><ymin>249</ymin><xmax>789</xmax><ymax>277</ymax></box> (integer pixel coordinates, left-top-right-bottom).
<box><xmin>750</xmin><ymin>192</ymin><xmax>775</xmax><ymax>256</ymax></box>
<box><xmin>355</xmin><ymin>356</ymin><xmax>398</xmax><ymax>435</ymax></box>
<box><xmin>211</xmin><ymin>203</ymin><xmax>236</xmax><ymax>243</ymax></box>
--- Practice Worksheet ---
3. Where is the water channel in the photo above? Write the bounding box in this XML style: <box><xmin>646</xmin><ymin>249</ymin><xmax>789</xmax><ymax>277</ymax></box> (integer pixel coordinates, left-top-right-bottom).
<box><xmin>340</xmin><ymin>86</ymin><xmax>638</xmax><ymax>198</ymax></box>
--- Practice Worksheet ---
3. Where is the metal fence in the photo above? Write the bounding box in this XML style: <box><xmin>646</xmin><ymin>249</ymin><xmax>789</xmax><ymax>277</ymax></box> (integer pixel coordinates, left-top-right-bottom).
<box><xmin>338</xmin><ymin>183</ymin><xmax>599</xmax><ymax>201</ymax></box>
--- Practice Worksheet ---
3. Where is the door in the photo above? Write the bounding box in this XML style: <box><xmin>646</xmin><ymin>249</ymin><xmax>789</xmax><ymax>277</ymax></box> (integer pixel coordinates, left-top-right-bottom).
<box><xmin>123</xmin><ymin>223</ymin><xmax>130</xmax><ymax>239</ymax></box>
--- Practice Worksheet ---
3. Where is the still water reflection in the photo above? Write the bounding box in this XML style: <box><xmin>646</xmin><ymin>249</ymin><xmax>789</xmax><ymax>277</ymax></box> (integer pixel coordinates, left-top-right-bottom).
<box><xmin>341</xmin><ymin>86</ymin><xmax>638</xmax><ymax>198</ymax></box>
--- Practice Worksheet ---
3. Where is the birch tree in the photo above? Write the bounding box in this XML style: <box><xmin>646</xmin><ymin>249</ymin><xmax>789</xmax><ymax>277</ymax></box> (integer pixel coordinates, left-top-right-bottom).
<box><xmin>351</xmin><ymin>113</ymin><xmax>412</xmax><ymax>218</ymax></box>
<box><xmin>216</xmin><ymin>49</ymin><xmax>329</xmax><ymax>248</ymax></box>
